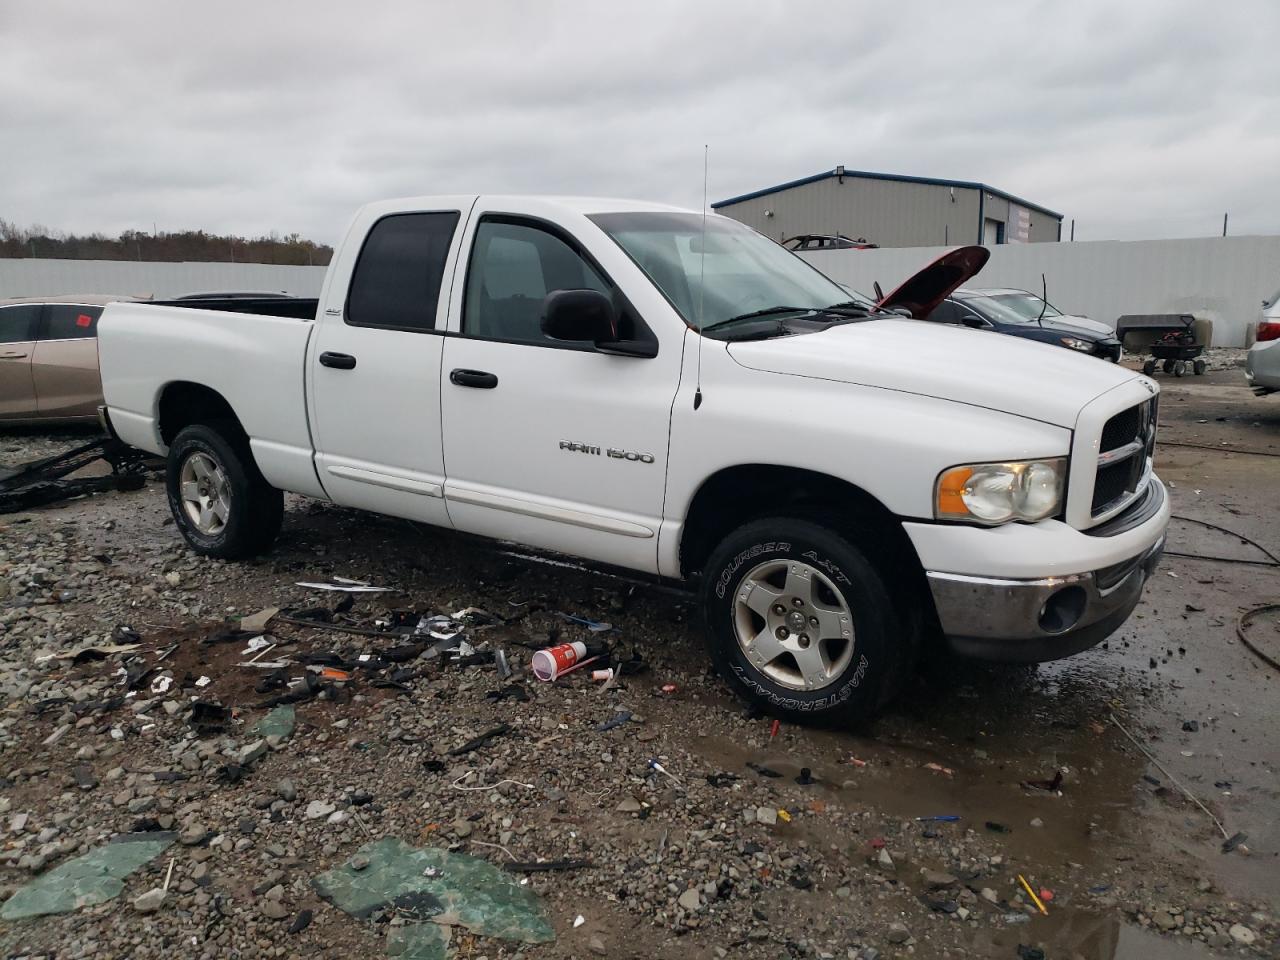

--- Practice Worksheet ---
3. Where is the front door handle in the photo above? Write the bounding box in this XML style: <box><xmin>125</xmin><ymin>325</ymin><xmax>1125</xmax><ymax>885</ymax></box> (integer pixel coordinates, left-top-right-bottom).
<box><xmin>0</xmin><ymin>351</ymin><xmax>28</xmax><ymax>359</ymax></box>
<box><xmin>319</xmin><ymin>351</ymin><xmax>357</xmax><ymax>370</ymax></box>
<box><xmin>449</xmin><ymin>368</ymin><xmax>498</xmax><ymax>389</ymax></box>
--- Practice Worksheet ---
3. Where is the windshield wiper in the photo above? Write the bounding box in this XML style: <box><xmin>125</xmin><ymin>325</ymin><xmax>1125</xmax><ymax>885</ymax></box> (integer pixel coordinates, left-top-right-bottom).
<box><xmin>701</xmin><ymin>305</ymin><xmax>815</xmax><ymax>332</ymax></box>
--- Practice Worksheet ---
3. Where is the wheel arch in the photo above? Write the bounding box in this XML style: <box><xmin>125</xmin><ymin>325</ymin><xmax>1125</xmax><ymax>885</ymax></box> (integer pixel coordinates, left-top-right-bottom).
<box><xmin>157</xmin><ymin>381</ymin><xmax>248</xmax><ymax>448</ymax></box>
<box><xmin>679</xmin><ymin>463</ymin><xmax>941</xmax><ymax>643</ymax></box>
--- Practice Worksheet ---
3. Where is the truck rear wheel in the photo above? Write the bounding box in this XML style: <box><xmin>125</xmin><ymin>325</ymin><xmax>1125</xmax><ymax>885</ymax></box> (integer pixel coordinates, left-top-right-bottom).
<box><xmin>166</xmin><ymin>422</ymin><xmax>283</xmax><ymax>559</ymax></box>
<box><xmin>700</xmin><ymin>517</ymin><xmax>906</xmax><ymax>724</ymax></box>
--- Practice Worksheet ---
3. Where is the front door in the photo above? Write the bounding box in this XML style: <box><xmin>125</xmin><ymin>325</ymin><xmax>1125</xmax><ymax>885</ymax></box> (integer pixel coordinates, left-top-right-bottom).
<box><xmin>0</xmin><ymin>304</ymin><xmax>41</xmax><ymax>420</ymax></box>
<box><xmin>308</xmin><ymin>203</ymin><xmax>469</xmax><ymax>526</ymax></box>
<box><xmin>439</xmin><ymin>213</ymin><xmax>681</xmax><ymax>572</ymax></box>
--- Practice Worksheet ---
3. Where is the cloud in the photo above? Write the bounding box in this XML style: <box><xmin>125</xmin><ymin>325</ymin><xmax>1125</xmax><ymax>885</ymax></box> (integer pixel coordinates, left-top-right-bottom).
<box><xmin>1</xmin><ymin>0</ymin><xmax>1276</xmax><ymax>243</ymax></box>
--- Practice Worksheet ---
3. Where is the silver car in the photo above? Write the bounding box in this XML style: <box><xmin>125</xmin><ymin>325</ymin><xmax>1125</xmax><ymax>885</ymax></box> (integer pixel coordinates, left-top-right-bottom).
<box><xmin>1247</xmin><ymin>287</ymin><xmax>1280</xmax><ymax>395</ymax></box>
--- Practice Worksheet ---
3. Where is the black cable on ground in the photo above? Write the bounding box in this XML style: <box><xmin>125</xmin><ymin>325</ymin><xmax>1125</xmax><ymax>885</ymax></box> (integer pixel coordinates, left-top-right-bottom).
<box><xmin>1236</xmin><ymin>604</ymin><xmax>1280</xmax><ymax>674</ymax></box>
<box><xmin>1168</xmin><ymin>514</ymin><xmax>1280</xmax><ymax>567</ymax></box>
<box><xmin>1158</xmin><ymin>439</ymin><xmax>1280</xmax><ymax>459</ymax></box>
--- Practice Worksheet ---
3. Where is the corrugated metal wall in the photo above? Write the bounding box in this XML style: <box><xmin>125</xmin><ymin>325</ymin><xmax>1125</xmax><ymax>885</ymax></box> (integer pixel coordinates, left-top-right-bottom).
<box><xmin>800</xmin><ymin>235</ymin><xmax>1280</xmax><ymax>347</ymax></box>
<box><xmin>0</xmin><ymin>259</ymin><xmax>328</xmax><ymax>300</ymax></box>
<box><xmin>717</xmin><ymin>177</ymin><xmax>1061</xmax><ymax>248</ymax></box>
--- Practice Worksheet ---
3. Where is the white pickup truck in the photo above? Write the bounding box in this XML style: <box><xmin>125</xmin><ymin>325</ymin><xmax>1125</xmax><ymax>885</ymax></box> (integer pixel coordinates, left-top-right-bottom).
<box><xmin>98</xmin><ymin>195</ymin><xmax>1169</xmax><ymax>722</ymax></box>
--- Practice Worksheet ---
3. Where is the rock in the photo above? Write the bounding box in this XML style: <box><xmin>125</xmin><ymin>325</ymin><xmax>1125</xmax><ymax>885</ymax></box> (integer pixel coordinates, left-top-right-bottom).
<box><xmin>755</xmin><ymin>806</ymin><xmax>778</xmax><ymax>826</ymax></box>
<box><xmin>1229</xmin><ymin>924</ymin><xmax>1257</xmax><ymax>945</ymax></box>
<box><xmin>238</xmin><ymin>739</ymin><xmax>269</xmax><ymax>765</ymax></box>
<box><xmin>42</xmin><ymin>724</ymin><xmax>71</xmax><ymax>747</ymax></box>
<box><xmin>877</xmin><ymin>848</ymin><xmax>894</xmax><ymax>869</ymax></box>
<box><xmin>886</xmin><ymin>922</ymin><xmax>910</xmax><ymax>944</ymax></box>
<box><xmin>588</xmin><ymin>935</ymin><xmax>608</xmax><ymax>955</ymax></box>
<box><xmin>261</xmin><ymin>899</ymin><xmax>290</xmax><ymax>920</ymax></box>
<box><xmin>127</xmin><ymin>796</ymin><xmax>156</xmax><ymax>814</ymax></box>
<box><xmin>289</xmin><ymin>909</ymin><xmax>313</xmax><ymax>933</ymax></box>
<box><xmin>981</xmin><ymin>887</ymin><xmax>1000</xmax><ymax>904</ymax></box>
<box><xmin>677</xmin><ymin>887</ymin><xmax>702</xmax><ymax>912</ymax></box>
<box><xmin>617</xmin><ymin>796</ymin><xmax>643</xmax><ymax>813</ymax></box>
<box><xmin>164</xmin><ymin>571</ymin><xmax>182</xmax><ymax>587</ymax></box>
<box><xmin>305</xmin><ymin>800</ymin><xmax>335</xmax><ymax>820</ymax></box>
<box><xmin>72</xmin><ymin>765</ymin><xmax>98</xmax><ymax>791</ymax></box>
<box><xmin>452</xmin><ymin>819</ymin><xmax>473</xmax><ymax>838</ymax></box>
<box><xmin>179</xmin><ymin>822</ymin><xmax>209</xmax><ymax>846</ymax></box>
<box><xmin>1152</xmin><ymin>910</ymin><xmax>1178</xmax><ymax>931</ymax></box>
<box><xmin>327</xmin><ymin>809</ymin><xmax>349</xmax><ymax>826</ymax></box>
<box><xmin>276</xmin><ymin>779</ymin><xmax>297</xmax><ymax>802</ymax></box>
<box><xmin>1029</xmin><ymin>817</ymin><xmax>1044</xmax><ymax>828</ymax></box>
<box><xmin>133</xmin><ymin>888</ymin><xmax>165</xmax><ymax>913</ymax></box>
<box><xmin>923</xmin><ymin>869</ymin><xmax>958</xmax><ymax>889</ymax></box>
<box><xmin>350</xmin><ymin>855</ymin><xmax>370</xmax><ymax>871</ymax></box>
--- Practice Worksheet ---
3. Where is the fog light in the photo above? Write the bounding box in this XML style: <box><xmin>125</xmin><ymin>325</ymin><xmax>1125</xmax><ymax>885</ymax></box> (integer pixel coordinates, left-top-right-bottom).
<box><xmin>1038</xmin><ymin>586</ymin><xmax>1087</xmax><ymax>634</ymax></box>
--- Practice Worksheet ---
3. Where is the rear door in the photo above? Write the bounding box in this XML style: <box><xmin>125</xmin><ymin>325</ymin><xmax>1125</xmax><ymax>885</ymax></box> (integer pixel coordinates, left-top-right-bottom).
<box><xmin>307</xmin><ymin>200</ymin><xmax>472</xmax><ymax>525</ymax></box>
<box><xmin>32</xmin><ymin>304</ymin><xmax>104</xmax><ymax>419</ymax></box>
<box><xmin>0</xmin><ymin>304</ymin><xmax>41</xmax><ymax>420</ymax></box>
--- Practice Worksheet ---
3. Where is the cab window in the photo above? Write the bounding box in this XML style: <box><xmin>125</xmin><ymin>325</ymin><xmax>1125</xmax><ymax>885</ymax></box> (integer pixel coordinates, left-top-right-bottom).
<box><xmin>0</xmin><ymin>304</ymin><xmax>41</xmax><ymax>343</ymax></box>
<box><xmin>45</xmin><ymin>304</ymin><xmax>103</xmax><ymax>340</ymax></box>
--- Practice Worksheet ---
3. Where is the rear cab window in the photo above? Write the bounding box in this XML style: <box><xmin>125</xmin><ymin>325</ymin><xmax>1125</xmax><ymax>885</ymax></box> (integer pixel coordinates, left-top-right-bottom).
<box><xmin>346</xmin><ymin>212</ymin><xmax>460</xmax><ymax>332</ymax></box>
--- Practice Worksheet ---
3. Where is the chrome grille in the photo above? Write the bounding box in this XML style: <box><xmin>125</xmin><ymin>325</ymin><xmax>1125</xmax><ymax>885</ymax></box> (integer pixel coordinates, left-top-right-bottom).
<box><xmin>1092</xmin><ymin>397</ymin><xmax>1157</xmax><ymax>516</ymax></box>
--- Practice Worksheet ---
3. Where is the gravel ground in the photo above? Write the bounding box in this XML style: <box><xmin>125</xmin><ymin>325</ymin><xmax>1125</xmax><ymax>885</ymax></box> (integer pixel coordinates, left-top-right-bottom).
<box><xmin>0</xmin><ymin>372</ymin><xmax>1276</xmax><ymax>960</ymax></box>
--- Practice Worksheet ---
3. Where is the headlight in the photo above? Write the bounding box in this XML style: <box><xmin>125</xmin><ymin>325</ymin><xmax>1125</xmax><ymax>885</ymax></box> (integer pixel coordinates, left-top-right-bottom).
<box><xmin>935</xmin><ymin>459</ymin><xmax>1067</xmax><ymax>524</ymax></box>
<box><xmin>1060</xmin><ymin>337</ymin><xmax>1093</xmax><ymax>351</ymax></box>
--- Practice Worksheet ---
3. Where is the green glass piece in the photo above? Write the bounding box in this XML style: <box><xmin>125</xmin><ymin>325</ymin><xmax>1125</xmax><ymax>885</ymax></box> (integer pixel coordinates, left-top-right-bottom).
<box><xmin>1</xmin><ymin>832</ymin><xmax>176</xmax><ymax>920</ymax></box>
<box><xmin>248</xmin><ymin>704</ymin><xmax>296</xmax><ymax>738</ymax></box>
<box><xmin>313</xmin><ymin>837</ymin><xmax>554</xmax><ymax>944</ymax></box>
<box><xmin>386</xmin><ymin>922</ymin><xmax>452</xmax><ymax>960</ymax></box>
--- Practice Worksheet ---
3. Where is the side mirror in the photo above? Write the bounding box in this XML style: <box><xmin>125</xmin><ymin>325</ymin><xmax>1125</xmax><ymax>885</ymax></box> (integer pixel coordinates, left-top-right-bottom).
<box><xmin>961</xmin><ymin>314</ymin><xmax>987</xmax><ymax>329</ymax></box>
<box><xmin>541</xmin><ymin>289</ymin><xmax>617</xmax><ymax>343</ymax></box>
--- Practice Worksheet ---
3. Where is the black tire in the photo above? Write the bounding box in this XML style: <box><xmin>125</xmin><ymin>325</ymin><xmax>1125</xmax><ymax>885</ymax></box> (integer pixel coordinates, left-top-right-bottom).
<box><xmin>699</xmin><ymin>517</ymin><xmax>907</xmax><ymax>724</ymax></box>
<box><xmin>1162</xmin><ymin>359</ymin><xmax>1176</xmax><ymax>374</ymax></box>
<box><xmin>1142</xmin><ymin>359</ymin><xmax>1157</xmax><ymax>376</ymax></box>
<box><xmin>165</xmin><ymin>422</ymin><xmax>283</xmax><ymax>559</ymax></box>
<box><xmin>1173</xmin><ymin>360</ymin><xmax>1186</xmax><ymax>377</ymax></box>
<box><xmin>1193</xmin><ymin>359</ymin><xmax>1207</xmax><ymax>376</ymax></box>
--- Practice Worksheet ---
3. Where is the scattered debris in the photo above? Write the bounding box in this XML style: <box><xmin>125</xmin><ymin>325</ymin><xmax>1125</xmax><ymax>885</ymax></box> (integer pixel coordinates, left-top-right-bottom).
<box><xmin>1021</xmin><ymin>770</ymin><xmax>1064</xmax><ymax>792</ymax></box>
<box><xmin>296</xmin><ymin>577</ymin><xmax>392</xmax><ymax>593</ymax></box>
<box><xmin>447</xmin><ymin>724</ymin><xmax>512</xmax><ymax>756</ymax></box>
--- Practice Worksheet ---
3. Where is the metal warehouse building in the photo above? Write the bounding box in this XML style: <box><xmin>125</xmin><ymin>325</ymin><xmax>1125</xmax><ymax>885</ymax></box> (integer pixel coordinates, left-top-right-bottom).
<box><xmin>712</xmin><ymin>167</ymin><xmax>1063</xmax><ymax>249</ymax></box>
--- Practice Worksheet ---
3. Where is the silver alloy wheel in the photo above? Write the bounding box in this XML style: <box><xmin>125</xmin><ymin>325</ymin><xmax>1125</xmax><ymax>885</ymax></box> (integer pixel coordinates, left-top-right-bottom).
<box><xmin>733</xmin><ymin>559</ymin><xmax>855</xmax><ymax>691</ymax></box>
<box><xmin>178</xmin><ymin>451</ymin><xmax>231</xmax><ymax>536</ymax></box>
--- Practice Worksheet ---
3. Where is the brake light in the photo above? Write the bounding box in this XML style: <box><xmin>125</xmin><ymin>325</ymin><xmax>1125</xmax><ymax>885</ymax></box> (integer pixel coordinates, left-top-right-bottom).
<box><xmin>1258</xmin><ymin>319</ymin><xmax>1280</xmax><ymax>342</ymax></box>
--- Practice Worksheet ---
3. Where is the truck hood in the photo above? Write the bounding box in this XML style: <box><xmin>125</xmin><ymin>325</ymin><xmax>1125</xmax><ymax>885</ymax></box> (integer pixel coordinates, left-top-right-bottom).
<box><xmin>727</xmin><ymin>318</ymin><xmax>1140</xmax><ymax>428</ymax></box>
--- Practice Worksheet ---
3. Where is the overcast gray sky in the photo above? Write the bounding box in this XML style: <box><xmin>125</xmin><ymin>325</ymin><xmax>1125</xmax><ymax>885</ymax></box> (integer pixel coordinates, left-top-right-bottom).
<box><xmin>2</xmin><ymin>0</ymin><xmax>1277</xmax><ymax>245</ymax></box>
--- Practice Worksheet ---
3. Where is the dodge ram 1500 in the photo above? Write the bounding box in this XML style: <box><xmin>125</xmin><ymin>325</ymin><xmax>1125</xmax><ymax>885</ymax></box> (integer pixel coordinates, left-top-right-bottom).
<box><xmin>98</xmin><ymin>195</ymin><xmax>1169</xmax><ymax>721</ymax></box>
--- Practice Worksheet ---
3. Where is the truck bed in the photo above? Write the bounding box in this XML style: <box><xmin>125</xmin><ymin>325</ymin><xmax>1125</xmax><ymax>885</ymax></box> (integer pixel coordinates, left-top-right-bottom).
<box><xmin>98</xmin><ymin>300</ymin><xmax>324</xmax><ymax>498</ymax></box>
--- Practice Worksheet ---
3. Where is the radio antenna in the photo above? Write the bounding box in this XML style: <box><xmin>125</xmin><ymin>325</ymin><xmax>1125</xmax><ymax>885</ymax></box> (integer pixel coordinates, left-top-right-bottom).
<box><xmin>694</xmin><ymin>144</ymin><xmax>708</xmax><ymax>411</ymax></box>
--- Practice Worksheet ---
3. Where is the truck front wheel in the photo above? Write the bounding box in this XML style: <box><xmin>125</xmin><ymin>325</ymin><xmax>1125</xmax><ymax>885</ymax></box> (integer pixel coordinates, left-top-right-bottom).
<box><xmin>165</xmin><ymin>422</ymin><xmax>283</xmax><ymax>559</ymax></box>
<box><xmin>700</xmin><ymin>517</ymin><xmax>906</xmax><ymax>723</ymax></box>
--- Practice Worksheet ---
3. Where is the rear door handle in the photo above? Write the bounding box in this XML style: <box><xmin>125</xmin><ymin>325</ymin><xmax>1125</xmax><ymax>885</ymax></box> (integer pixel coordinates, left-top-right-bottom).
<box><xmin>450</xmin><ymin>368</ymin><xmax>498</xmax><ymax>389</ymax></box>
<box><xmin>319</xmin><ymin>351</ymin><xmax>357</xmax><ymax>370</ymax></box>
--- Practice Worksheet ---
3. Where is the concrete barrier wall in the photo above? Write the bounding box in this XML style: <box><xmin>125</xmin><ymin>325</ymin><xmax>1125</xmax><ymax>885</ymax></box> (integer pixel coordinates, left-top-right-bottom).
<box><xmin>0</xmin><ymin>259</ymin><xmax>328</xmax><ymax>300</ymax></box>
<box><xmin>800</xmin><ymin>235</ymin><xmax>1280</xmax><ymax>347</ymax></box>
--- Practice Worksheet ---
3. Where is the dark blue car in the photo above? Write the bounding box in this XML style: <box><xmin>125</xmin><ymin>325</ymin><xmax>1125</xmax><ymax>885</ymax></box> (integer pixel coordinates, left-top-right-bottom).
<box><xmin>931</xmin><ymin>287</ymin><xmax>1122</xmax><ymax>362</ymax></box>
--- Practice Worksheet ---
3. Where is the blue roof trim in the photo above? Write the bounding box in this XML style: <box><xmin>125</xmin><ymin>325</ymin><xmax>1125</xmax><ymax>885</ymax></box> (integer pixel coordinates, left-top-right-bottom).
<box><xmin>711</xmin><ymin>168</ymin><xmax>1063</xmax><ymax>221</ymax></box>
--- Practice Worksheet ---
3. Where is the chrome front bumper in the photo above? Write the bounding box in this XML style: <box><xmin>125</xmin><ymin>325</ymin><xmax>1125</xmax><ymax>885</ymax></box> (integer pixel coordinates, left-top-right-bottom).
<box><xmin>926</xmin><ymin>535</ymin><xmax>1165</xmax><ymax>663</ymax></box>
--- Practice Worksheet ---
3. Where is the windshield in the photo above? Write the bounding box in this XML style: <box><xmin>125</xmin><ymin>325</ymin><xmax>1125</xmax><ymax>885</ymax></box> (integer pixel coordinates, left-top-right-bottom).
<box><xmin>955</xmin><ymin>294</ymin><xmax>1050</xmax><ymax>326</ymax></box>
<box><xmin>986</xmin><ymin>292</ymin><xmax>1063</xmax><ymax>321</ymax></box>
<box><xmin>588</xmin><ymin>212</ymin><xmax>856</xmax><ymax>331</ymax></box>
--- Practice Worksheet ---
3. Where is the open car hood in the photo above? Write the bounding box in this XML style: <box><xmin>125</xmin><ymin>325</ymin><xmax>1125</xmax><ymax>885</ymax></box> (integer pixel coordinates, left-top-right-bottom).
<box><xmin>876</xmin><ymin>245</ymin><xmax>991</xmax><ymax>319</ymax></box>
